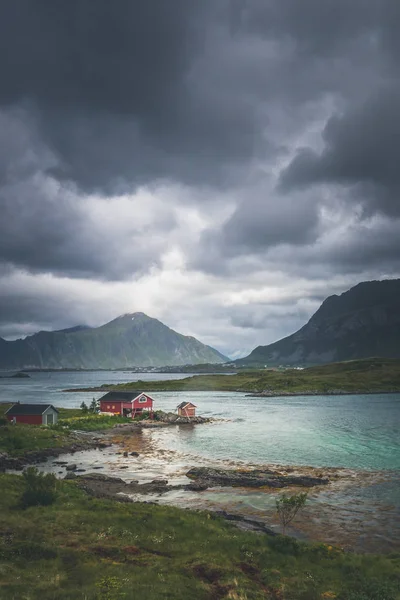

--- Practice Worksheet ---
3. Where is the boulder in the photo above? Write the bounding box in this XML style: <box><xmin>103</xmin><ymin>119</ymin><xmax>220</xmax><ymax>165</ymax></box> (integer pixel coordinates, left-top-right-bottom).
<box><xmin>65</xmin><ymin>463</ymin><xmax>77</xmax><ymax>471</ymax></box>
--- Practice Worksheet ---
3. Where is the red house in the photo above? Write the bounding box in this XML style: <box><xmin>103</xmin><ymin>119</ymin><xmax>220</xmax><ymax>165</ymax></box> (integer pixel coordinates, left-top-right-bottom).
<box><xmin>5</xmin><ymin>403</ymin><xmax>59</xmax><ymax>425</ymax></box>
<box><xmin>99</xmin><ymin>391</ymin><xmax>154</xmax><ymax>418</ymax></box>
<box><xmin>177</xmin><ymin>401</ymin><xmax>197</xmax><ymax>417</ymax></box>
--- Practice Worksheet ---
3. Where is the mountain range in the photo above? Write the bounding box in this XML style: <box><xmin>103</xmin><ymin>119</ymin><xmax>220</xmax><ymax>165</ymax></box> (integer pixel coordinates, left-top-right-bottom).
<box><xmin>240</xmin><ymin>279</ymin><xmax>400</xmax><ymax>366</ymax></box>
<box><xmin>0</xmin><ymin>313</ymin><xmax>228</xmax><ymax>369</ymax></box>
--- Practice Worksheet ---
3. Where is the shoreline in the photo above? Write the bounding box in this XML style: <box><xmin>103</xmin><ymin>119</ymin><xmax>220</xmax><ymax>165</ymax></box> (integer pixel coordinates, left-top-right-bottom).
<box><xmin>11</xmin><ymin>422</ymin><xmax>398</xmax><ymax>554</ymax></box>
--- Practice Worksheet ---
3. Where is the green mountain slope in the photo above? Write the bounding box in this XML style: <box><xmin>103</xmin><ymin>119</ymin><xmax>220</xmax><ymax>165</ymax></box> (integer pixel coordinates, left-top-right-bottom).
<box><xmin>0</xmin><ymin>313</ymin><xmax>228</xmax><ymax>369</ymax></box>
<box><xmin>240</xmin><ymin>279</ymin><xmax>400</xmax><ymax>366</ymax></box>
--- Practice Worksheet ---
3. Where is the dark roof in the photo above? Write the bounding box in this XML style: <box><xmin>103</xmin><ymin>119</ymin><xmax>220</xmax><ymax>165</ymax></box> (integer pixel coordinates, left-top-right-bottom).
<box><xmin>177</xmin><ymin>401</ymin><xmax>197</xmax><ymax>409</ymax></box>
<box><xmin>5</xmin><ymin>403</ymin><xmax>59</xmax><ymax>416</ymax></box>
<box><xmin>99</xmin><ymin>391</ymin><xmax>152</xmax><ymax>402</ymax></box>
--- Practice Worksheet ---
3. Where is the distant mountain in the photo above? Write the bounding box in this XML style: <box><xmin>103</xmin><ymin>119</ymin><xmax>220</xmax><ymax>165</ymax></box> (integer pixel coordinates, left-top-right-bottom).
<box><xmin>0</xmin><ymin>313</ymin><xmax>228</xmax><ymax>369</ymax></box>
<box><xmin>239</xmin><ymin>279</ymin><xmax>400</xmax><ymax>366</ymax></box>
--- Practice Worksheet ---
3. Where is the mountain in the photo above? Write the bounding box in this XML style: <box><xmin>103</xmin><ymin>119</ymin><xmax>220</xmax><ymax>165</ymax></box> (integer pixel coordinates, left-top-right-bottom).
<box><xmin>0</xmin><ymin>313</ymin><xmax>228</xmax><ymax>369</ymax></box>
<box><xmin>239</xmin><ymin>279</ymin><xmax>400</xmax><ymax>366</ymax></box>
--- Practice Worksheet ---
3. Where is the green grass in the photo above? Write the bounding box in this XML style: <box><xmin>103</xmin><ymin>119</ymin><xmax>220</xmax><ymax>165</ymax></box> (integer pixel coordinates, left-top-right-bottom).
<box><xmin>0</xmin><ymin>473</ymin><xmax>399</xmax><ymax>600</ymax></box>
<box><xmin>0</xmin><ymin>405</ymin><xmax>72</xmax><ymax>456</ymax></box>
<box><xmin>57</xmin><ymin>414</ymin><xmax>132</xmax><ymax>432</ymax></box>
<box><xmin>0</xmin><ymin>405</ymin><xmax>131</xmax><ymax>456</ymax></box>
<box><xmin>101</xmin><ymin>357</ymin><xmax>400</xmax><ymax>395</ymax></box>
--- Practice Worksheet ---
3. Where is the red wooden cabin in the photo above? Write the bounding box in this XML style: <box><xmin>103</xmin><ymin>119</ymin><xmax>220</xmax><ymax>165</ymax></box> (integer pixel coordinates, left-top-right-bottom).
<box><xmin>177</xmin><ymin>401</ymin><xmax>197</xmax><ymax>417</ymax></box>
<box><xmin>99</xmin><ymin>391</ymin><xmax>154</xmax><ymax>418</ymax></box>
<box><xmin>5</xmin><ymin>403</ymin><xmax>59</xmax><ymax>425</ymax></box>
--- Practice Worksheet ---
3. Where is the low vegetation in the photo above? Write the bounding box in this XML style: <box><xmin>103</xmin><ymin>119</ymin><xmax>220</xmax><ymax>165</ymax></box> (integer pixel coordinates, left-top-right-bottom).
<box><xmin>0</xmin><ymin>473</ymin><xmax>399</xmax><ymax>599</ymax></box>
<box><xmin>0</xmin><ymin>404</ymin><xmax>130</xmax><ymax>456</ymax></box>
<box><xmin>0</xmin><ymin>419</ymin><xmax>71</xmax><ymax>456</ymax></box>
<box><xmin>95</xmin><ymin>357</ymin><xmax>400</xmax><ymax>395</ymax></box>
<box><xmin>276</xmin><ymin>492</ymin><xmax>308</xmax><ymax>535</ymax></box>
<box><xmin>20</xmin><ymin>467</ymin><xmax>58</xmax><ymax>508</ymax></box>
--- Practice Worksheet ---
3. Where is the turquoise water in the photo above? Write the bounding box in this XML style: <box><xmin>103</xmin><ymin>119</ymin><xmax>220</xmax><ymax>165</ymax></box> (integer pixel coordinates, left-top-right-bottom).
<box><xmin>1</xmin><ymin>372</ymin><xmax>399</xmax><ymax>470</ymax></box>
<box><xmin>150</xmin><ymin>392</ymin><xmax>400</xmax><ymax>471</ymax></box>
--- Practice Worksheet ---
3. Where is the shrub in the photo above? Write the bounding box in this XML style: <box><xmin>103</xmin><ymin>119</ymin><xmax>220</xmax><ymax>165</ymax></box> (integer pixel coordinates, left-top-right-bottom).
<box><xmin>276</xmin><ymin>492</ymin><xmax>307</xmax><ymax>535</ymax></box>
<box><xmin>20</xmin><ymin>467</ymin><xmax>57</xmax><ymax>508</ymax></box>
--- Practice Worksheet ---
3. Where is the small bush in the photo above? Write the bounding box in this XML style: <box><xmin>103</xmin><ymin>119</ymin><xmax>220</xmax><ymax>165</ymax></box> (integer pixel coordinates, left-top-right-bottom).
<box><xmin>276</xmin><ymin>492</ymin><xmax>307</xmax><ymax>535</ymax></box>
<box><xmin>20</xmin><ymin>467</ymin><xmax>57</xmax><ymax>508</ymax></box>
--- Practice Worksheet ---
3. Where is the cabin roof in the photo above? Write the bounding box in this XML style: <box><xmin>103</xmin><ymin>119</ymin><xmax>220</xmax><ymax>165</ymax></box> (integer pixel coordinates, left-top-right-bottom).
<box><xmin>177</xmin><ymin>401</ymin><xmax>197</xmax><ymax>409</ymax></box>
<box><xmin>5</xmin><ymin>403</ymin><xmax>59</xmax><ymax>416</ymax></box>
<box><xmin>99</xmin><ymin>391</ymin><xmax>153</xmax><ymax>402</ymax></box>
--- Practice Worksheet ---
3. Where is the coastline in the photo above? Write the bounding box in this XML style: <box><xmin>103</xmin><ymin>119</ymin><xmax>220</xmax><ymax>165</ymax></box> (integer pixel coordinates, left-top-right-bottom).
<box><xmin>14</xmin><ymin>421</ymin><xmax>399</xmax><ymax>555</ymax></box>
<box><xmin>63</xmin><ymin>385</ymin><xmax>400</xmax><ymax>397</ymax></box>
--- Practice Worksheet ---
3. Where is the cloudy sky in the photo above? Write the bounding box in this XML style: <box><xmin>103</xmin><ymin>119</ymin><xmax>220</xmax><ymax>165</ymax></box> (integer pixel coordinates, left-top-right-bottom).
<box><xmin>1</xmin><ymin>1</ymin><xmax>399</xmax><ymax>358</ymax></box>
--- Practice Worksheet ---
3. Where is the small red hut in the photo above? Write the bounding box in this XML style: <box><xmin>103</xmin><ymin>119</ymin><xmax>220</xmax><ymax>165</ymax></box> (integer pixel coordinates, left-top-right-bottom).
<box><xmin>99</xmin><ymin>391</ymin><xmax>154</xmax><ymax>418</ymax></box>
<box><xmin>177</xmin><ymin>401</ymin><xmax>197</xmax><ymax>418</ymax></box>
<box><xmin>5</xmin><ymin>403</ymin><xmax>59</xmax><ymax>425</ymax></box>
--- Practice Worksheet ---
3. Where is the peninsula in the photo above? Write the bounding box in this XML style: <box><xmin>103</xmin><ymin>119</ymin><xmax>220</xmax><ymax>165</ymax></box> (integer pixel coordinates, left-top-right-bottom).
<box><xmin>66</xmin><ymin>357</ymin><xmax>400</xmax><ymax>396</ymax></box>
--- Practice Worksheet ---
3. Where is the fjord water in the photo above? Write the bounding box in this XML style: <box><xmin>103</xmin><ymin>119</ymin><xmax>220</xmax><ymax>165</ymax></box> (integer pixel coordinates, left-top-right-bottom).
<box><xmin>1</xmin><ymin>371</ymin><xmax>399</xmax><ymax>470</ymax></box>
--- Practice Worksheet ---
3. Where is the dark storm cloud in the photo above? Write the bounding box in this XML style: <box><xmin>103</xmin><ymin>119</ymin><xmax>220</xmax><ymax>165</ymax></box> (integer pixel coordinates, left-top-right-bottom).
<box><xmin>0</xmin><ymin>108</ymin><xmax>176</xmax><ymax>278</ymax></box>
<box><xmin>280</xmin><ymin>85</ymin><xmax>400</xmax><ymax>216</ymax></box>
<box><xmin>0</xmin><ymin>0</ymin><xmax>265</xmax><ymax>191</ymax></box>
<box><xmin>2</xmin><ymin>0</ymin><xmax>394</xmax><ymax>194</ymax></box>
<box><xmin>220</xmin><ymin>192</ymin><xmax>320</xmax><ymax>251</ymax></box>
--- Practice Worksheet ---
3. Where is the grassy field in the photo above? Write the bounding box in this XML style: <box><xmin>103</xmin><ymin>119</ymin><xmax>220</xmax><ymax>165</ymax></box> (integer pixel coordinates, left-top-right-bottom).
<box><xmin>100</xmin><ymin>357</ymin><xmax>400</xmax><ymax>395</ymax></box>
<box><xmin>0</xmin><ymin>404</ymin><xmax>132</xmax><ymax>456</ymax></box>
<box><xmin>0</xmin><ymin>473</ymin><xmax>399</xmax><ymax>600</ymax></box>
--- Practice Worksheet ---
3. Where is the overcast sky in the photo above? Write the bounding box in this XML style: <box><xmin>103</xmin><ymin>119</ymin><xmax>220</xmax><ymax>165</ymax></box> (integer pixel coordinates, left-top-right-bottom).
<box><xmin>0</xmin><ymin>1</ymin><xmax>399</xmax><ymax>358</ymax></box>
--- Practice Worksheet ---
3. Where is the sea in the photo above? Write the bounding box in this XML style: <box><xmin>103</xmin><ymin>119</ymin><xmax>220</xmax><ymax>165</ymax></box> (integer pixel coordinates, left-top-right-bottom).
<box><xmin>1</xmin><ymin>370</ymin><xmax>399</xmax><ymax>552</ymax></box>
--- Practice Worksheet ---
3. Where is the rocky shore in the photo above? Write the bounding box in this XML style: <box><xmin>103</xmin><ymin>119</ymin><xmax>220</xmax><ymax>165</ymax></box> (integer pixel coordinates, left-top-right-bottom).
<box><xmin>0</xmin><ymin>433</ymin><xmax>110</xmax><ymax>472</ymax></box>
<box><xmin>186</xmin><ymin>466</ymin><xmax>329</xmax><ymax>488</ymax></box>
<box><xmin>65</xmin><ymin>464</ymin><xmax>330</xmax><ymax>503</ymax></box>
<box><xmin>0</xmin><ymin>412</ymin><xmax>212</xmax><ymax>472</ymax></box>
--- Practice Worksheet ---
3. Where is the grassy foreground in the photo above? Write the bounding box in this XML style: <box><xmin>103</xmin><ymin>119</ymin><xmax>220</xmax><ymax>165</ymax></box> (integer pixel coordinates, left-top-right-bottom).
<box><xmin>0</xmin><ymin>473</ymin><xmax>399</xmax><ymax>600</ymax></box>
<box><xmin>99</xmin><ymin>358</ymin><xmax>400</xmax><ymax>395</ymax></box>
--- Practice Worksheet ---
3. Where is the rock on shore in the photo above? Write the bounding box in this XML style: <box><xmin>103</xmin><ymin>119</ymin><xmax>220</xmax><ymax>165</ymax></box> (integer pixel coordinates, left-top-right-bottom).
<box><xmin>186</xmin><ymin>467</ymin><xmax>329</xmax><ymax>488</ymax></box>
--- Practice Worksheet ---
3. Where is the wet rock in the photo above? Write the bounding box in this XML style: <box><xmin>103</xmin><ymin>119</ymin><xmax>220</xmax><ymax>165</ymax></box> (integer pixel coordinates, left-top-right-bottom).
<box><xmin>130</xmin><ymin>452</ymin><xmax>139</xmax><ymax>457</ymax></box>
<box><xmin>66</xmin><ymin>464</ymin><xmax>77</xmax><ymax>471</ymax></box>
<box><xmin>186</xmin><ymin>467</ymin><xmax>329</xmax><ymax>489</ymax></box>
<box><xmin>123</xmin><ymin>451</ymin><xmax>129</xmax><ymax>457</ymax></box>
<box><xmin>186</xmin><ymin>481</ymin><xmax>209</xmax><ymax>491</ymax></box>
<box><xmin>64</xmin><ymin>472</ymin><xmax>77</xmax><ymax>480</ymax></box>
<box><xmin>155</xmin><ymin>411</ymin><xmax>211</xmax><ymax>425</ymax></box>
<box><xmin>213</xmin><ymin>511</ymin><xmax>277</xmax><ymax>536</ymax></box>
<box><xmin>79</xmin><ymin>473</ymin><xmax>126</xmax><ymax>484</ymax></box>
